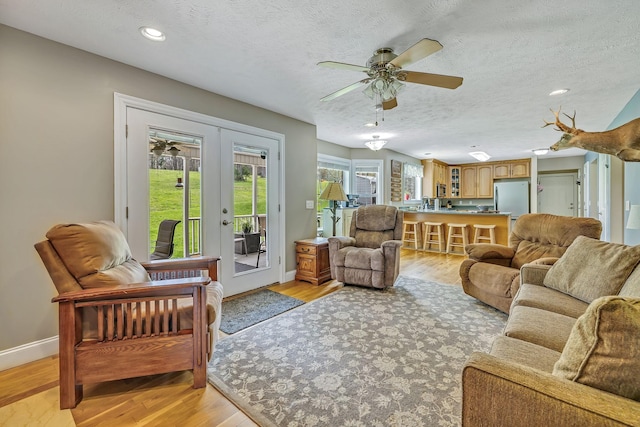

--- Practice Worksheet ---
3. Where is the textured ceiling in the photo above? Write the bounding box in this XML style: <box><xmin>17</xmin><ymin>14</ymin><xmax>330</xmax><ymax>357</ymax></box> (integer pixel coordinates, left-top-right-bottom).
<box><xmin>2</xmin><ymin>0</ymin><xmax>639</xmax><ymax>164</ymax></box>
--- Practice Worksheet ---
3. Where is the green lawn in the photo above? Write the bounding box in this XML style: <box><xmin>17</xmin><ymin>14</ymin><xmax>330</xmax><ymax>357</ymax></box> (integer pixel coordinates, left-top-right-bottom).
<box><xmin>149</xmin><ymin>169</ymin><xmax>266</xmax><ymax>258</ymax></box>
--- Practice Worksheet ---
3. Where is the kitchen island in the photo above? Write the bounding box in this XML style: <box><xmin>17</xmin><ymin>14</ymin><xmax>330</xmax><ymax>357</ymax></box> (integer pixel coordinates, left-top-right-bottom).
<box><xmin>403</xmin><ymin>210</ymin><xmax>512</xmax><ymax>247</ymax></box>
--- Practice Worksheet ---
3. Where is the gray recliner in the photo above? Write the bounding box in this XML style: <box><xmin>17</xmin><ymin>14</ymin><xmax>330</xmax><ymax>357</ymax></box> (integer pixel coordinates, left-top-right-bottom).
<box><xmin>328</xmin><ymin>205</ymin><xmax>404</xmax><ymax>289</ymax></box>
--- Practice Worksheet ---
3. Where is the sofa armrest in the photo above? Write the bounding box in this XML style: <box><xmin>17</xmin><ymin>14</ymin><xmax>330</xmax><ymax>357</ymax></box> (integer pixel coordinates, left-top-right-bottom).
<box><xmin>462</xmin><ymin>352</ymin><xmax>640</xmax><ymax>427</ymax></box>
<box><xmin>465</xmin><ymin>244</ymin><xmax>515</xmax><ymax>266</ymax></box>
<box><xmin>519</xmin><ymin>262</ymin><xmax>556</xmax><ymax>287</ymax></box>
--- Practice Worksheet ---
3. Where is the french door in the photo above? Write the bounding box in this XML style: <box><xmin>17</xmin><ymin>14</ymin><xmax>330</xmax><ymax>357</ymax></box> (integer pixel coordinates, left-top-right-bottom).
<box><xmin>117</xmin><ymin>97</ymin><xmax>282</xmax><ymax>297</ymax></box>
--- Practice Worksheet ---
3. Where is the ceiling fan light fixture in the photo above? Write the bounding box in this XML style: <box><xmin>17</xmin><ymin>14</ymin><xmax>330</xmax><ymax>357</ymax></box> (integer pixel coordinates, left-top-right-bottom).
<box><xmin>365</xmin><ymin>135</ymin><xmax>387</xmax><ymax>151</ymax></box>
<box><xmin>533</xmin><ymin>148</ymin><xmax>549</xmax><ymax>155</ymax></box>
<box><xmin>469</xmin><ymin>151</ymin><xmax>491</xmax><ymax>162</ymax></box>
<box><xmin>139</xmin><ymin>26</ymin><xmax>166</xmax><ymax>41</ymax></box>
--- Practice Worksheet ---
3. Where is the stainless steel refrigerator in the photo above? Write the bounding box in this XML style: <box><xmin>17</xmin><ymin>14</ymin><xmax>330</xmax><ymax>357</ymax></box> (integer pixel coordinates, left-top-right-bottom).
<box><xmin>494</xmin><ymin>180</ymin><xmax>530</xmax><ymax>226</ymax></box>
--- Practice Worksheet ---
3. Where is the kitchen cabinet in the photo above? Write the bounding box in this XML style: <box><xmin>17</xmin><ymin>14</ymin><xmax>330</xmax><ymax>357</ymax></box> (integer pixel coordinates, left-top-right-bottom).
<box><xmin>493</xmin><ymin>160</ymin><xmax>530</xmax><ymax>178</ymax></box>
<box><xmin>459</xmin><ymin>164</ymin><xmax>493</xmax><ymax>198</ymax></box>
<box><xmin>477</xmin><ymin>164</ymin><xmax>494</xmax><ymax>198</ymax></box>
<box><xmin>295</xmin><ymin>238</ymin><xmax>331</xmax><ymax>286</ymax></box>
<box><xmin>449</xmin><ymin>166</ymin><xmax>461</xmax><ymax>198</ymax></box>
<box><xmin>461</xmin><ymin>166</ymin><xmax>477</xmax><ymax>198</ymax></box>
<box><xmin>421</xmin><ymin>159</ymin><xmax>448</xmax><ymax>198</ymax></box>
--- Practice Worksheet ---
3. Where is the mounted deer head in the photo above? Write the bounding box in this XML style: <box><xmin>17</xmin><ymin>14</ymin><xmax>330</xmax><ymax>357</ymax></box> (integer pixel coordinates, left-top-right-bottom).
<box><xmin>543</xmin><ymin>108</ymin><xmax>640</xmax><ymax>162</ymax></box>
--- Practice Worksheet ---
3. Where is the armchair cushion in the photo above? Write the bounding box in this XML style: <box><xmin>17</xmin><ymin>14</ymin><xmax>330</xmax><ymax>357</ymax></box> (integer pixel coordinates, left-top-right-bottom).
<box><xmin>544</xmin><ymin>236</ymin><xmax>640</xmax><ymax>303</ymax></box>
<box><xmin>46</xmin><ymin>221</ymin><xmax>149</xmax><ymax>288</ymax></box>
<box><xmin>553</xmin><ymin>296</ymin><xmax>640</xmax><ymax>401</ymax></box>
<box><xmin>334</xmin><ymin>247</ymin><xmax>384</xmax><ymax>271</ymax></box>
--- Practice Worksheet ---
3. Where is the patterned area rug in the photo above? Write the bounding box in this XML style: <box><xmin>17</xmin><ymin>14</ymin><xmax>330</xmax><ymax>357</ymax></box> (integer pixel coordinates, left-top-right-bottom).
<box><xmin>208</xmin><ymin>276</ymin><xmax>507</xmax><ymax>426</ymax></box>
<box><xmin>220</xmin><ymin>289</ymin><xmax>305</xmax><ymax>334</ymax></box>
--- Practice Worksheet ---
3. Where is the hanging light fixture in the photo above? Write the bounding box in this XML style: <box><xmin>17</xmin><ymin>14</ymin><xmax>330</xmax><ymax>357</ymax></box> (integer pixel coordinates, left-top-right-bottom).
<box><xmin>365</xmin><ymin>135</ymin><xmax>387</xmax><ymax>151</ymax></box>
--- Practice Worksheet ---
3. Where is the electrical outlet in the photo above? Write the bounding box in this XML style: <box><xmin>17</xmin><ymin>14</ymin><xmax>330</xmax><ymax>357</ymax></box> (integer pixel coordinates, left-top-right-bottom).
<box><xmin>305</xmin><ymin>200</ymin><xmax>314</xmax><ymax>209</ymax></box>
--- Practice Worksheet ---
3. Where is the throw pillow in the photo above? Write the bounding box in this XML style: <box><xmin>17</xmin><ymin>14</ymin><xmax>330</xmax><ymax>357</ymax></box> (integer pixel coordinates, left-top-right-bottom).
<box><xmin>552</xmin><ymin>296</ymin><xmax>640</xmax><ymax>401</ymax></box>
<box><xmin>543</xmin><ymin>236</ymin><xmax>640</xmax><ymax>303</ymax></box>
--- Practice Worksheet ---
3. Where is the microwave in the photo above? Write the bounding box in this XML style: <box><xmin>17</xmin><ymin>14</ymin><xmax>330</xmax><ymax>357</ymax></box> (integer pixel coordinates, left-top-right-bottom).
<box><xmin>436</xmin><ymin>183</ymin><xmax>447</xmax><ymax>198</ymax></box>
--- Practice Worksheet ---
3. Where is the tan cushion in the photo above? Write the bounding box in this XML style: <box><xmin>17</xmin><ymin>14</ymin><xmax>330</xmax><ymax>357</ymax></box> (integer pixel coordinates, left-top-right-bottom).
<box><xmin>335</xmin><ymin>247</ymin><xmax>384</xmax><ymax>271</ymax></box>
<box><xmin>553</xmin><ymin>296</ymin><xmax>640</xmax><ymax>401</ymax></box>
<box><xmin>490</xmin><ymin>335</ymin><xmax>561</xmax><ymax>373</ymax></box>
<box><xmin>47</xmin><ymin>221</ymin><xmax>134</xmax><ymax>279</ymax></box>
<box><xmin>504</xmin><ymin>305</ymin><xmax>576</xmax><ymax>352</ymax></box>
<box><xmin>47</xmin><ymin>221</ymin><xmax>150</xmax><ymax>288</ymax></box>
<box><xmin>543</xmin><ymin>236</ymin><xmax>640</xmax><ymax>303</ymax></box>
<box><xmin>619</xmin><ymin>266</ymin><xmax>640</xmax><ymax>297</ymax></box>
<box><xmin>512</xmin><ymin>283</ymin><xmax>588</xmax><ymax>318</ymax></box>
<box><xmin>355</xmin><ymin>205</ymin><xmax>397</xmax><ymax>231</ymax></box>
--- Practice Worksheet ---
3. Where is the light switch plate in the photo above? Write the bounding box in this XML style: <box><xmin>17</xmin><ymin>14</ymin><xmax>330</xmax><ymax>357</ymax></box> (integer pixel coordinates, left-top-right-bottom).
<box><xmin>305</xmin><ymin>200</ymin><xmax>314</xmax><ymax>209</ymax></box>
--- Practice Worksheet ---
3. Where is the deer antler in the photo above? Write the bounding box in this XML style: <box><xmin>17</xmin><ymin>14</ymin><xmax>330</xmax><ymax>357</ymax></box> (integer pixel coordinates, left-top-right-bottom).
<box><xmin>542</xmin><ymin>107</ymin><xmax>579</xmax><ymax>134</ymax></box>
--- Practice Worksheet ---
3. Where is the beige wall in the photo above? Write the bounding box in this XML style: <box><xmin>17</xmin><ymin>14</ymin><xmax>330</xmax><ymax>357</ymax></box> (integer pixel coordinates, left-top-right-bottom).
<box><xmin>0</xmin><ymin>24</ymin><xmax>318</xmax><ymax>351</ymax></box>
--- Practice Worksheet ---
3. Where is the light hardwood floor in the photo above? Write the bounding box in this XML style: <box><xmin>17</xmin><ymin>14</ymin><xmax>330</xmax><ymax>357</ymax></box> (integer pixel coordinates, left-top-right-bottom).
<box><xmin>0</xmin><ymin>249</ymin><xmax>464</xmax><ymax>426</ymax></box>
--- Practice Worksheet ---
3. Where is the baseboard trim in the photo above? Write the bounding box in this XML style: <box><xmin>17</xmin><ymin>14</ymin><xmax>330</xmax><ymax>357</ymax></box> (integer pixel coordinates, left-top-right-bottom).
<box><xmin>284</xmin><ymin>269</ymin><xmax>296</xmax><ymax>283</ymax></box>
<box><xmin>0</xmin><ymin>336</ymin><xmax>58</xmax><ymax>371</ymax></box>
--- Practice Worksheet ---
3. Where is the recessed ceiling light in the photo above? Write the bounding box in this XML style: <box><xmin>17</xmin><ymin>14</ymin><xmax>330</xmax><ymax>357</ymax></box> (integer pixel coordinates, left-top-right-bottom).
<box><xmin>139</xmin><ymin>26</ymin><xmax>166</xmax><ymax>41</ymax></box>
<box><xmin>532</xmin><ymin>148</ymin><xmax>549</xmax><ymax>155</ymax></box>
<box><xmin>549</xmin><ymin>89</ymin><xmax>569</xmax><ymax>96</ymax></box>
<box><xmin>364</xmin><ymin>122</ymin><xmax>376</xmax><ymax>127</ymax></box>
<box><xmin>469</xmin><ymin>151</ymin><xmax>491</xmax><ymax>162</ymax></box>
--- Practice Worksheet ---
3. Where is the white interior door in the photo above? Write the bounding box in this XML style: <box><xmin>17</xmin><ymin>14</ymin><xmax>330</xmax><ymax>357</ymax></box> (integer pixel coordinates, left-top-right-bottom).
<box><xmin>220</xmin><ymin>129</ymin><xmax>280</xmax><ymax>296</ymax></box>
<box><xmin>537</xmin><ymin>172</ymin><xmax>578</xmax><ymax>216</ymax></box>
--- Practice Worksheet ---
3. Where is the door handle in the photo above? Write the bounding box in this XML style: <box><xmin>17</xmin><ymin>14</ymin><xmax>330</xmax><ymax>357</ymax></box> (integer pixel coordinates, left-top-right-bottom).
<box><xmin>222</xmin><ymin>220</ymin><xmax>231</xmax><ymax>226</ymax></box>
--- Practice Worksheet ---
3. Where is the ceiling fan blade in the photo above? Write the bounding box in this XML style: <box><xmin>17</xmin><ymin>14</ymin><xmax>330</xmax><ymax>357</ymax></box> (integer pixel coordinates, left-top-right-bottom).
<box><xmin>317</xmin><ymin>61</ymin><xmax>370</xmax><ymax>73</ymax></box>
<box><xmin>389</xmin><ymin>38</ymin><xmax>443</xmax><ymax>69</ymax></box>
<box><xmin>399</xmin><ymin>71</ymin><xmax>463</xmax><ymax>89</ymax></box>
<box><xmin>320</xmin><ymin>79</ymin><xmax>370</xmax><ymax>102</ymax></box>
<box><xmin>382</xmin><ymin>98</ymin><xmax>398</xmax><ymax>110</ymax></box>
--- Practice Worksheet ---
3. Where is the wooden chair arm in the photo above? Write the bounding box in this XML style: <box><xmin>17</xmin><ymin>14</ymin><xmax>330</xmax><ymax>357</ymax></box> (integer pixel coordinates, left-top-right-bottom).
<box><xmin>141</xmin><ymin>256</ymin><xmax>220</xmax><ymax>280</ymax></box>
<box><xmin>52</xmin><ymin>277</ymin><xmax>210</xmax><ymax>304</ymax></box>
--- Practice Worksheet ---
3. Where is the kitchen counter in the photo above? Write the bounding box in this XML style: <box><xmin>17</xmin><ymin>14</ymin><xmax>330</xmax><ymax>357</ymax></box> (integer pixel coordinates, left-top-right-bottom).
<box><xmin>403</xmin><ymin>210</ymin><xmax>512</xmax><ymax>246</ymax></box>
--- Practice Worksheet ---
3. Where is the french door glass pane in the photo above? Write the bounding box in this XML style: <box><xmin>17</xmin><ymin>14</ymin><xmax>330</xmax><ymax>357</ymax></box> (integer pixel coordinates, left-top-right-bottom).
<box><xmin>148</xmin><ymin>129</ymin><xmax>201</xmax><ymax>258</ymax></box>
<box><xmin>234</xmin><ymin>144</ymin><xmax>268</xmax><ymax>273</ymax></box>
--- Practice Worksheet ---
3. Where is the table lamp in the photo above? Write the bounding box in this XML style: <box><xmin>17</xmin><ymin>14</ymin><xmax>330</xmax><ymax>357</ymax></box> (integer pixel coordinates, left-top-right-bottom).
<box><xmin>320</xmin><ymin>182</ymin><xmax>348</xmax><ymax>236</ymax></box>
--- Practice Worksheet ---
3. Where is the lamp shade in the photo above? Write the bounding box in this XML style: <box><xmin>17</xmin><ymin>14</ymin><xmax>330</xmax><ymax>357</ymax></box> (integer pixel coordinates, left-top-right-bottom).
<box><xmin>627</xmin><ymin>205</ymin><xmax>640</xmax><ymax>229</ymax></box>
<box><xmin>319</xmin><ymin>182</ymin><xmax>348</xmax><ymax>201</ymax></box>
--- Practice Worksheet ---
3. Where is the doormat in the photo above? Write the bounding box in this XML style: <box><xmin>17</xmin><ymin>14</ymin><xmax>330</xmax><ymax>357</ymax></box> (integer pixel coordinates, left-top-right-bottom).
<box><xmin>220</xmin><ymin>289</ymin><xmax>304</xmax><ymax>334</ymax></box>
<box><xmin>234</xmin><ymin>261</ymin><xmax>256</xmax><ymax>272</ymax></box>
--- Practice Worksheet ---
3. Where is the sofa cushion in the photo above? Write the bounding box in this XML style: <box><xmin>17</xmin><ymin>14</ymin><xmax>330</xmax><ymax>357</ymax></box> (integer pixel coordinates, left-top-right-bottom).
<box><xmin>334</xmin><ymin>247</ymin><xmax>384</xmax><ymax>271</ymax></box>
<box><xmin>543</xmin><ymin>236</ymin><xmax>640</xmax><ymax>303</ymax></box>
<box><xmin>619</xmin><ymin>266</ymin><xmax>640</xmax><ymax>297</ymax></box>
<box><xmin>553</xmin><ymin>296</ymin><xmax>640</xmax><ymax>402</ymax></box>
<box><xmin>504</xmin><ymin>305</ymin><xmax>576</xmax><ymax>352</ymax></box>
<box><xmin>490</xmin><ymin>335</ymin><xmax>561</xmax><ymax>373</ymax></box>
<box><xmin>512</xmin><ymin>284</ymin><xmax>588</xmax><ymax>319</ymax></box>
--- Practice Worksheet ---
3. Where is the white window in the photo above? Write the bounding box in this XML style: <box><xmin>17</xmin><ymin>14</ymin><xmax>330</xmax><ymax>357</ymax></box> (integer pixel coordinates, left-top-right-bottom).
<box><xmin>403</xmin><ymin>163</ymin><xmax>424</xmax><ymax>202</ymax></box>
<box><xmin>317</xmin><ymin>155</ymin><xmax>351</xmax><ymax>229</ymax></box>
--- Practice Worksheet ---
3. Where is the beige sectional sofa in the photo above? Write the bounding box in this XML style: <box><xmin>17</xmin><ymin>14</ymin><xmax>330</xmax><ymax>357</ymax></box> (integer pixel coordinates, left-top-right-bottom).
<box><xmin>462</xmin><ymin>236</ymin><xmax>640</xmax><ymax>426</ymax></box>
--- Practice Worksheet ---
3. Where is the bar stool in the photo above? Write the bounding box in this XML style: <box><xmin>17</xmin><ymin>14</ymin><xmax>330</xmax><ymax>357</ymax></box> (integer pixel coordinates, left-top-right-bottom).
<box><xmin>422</xmin><ymin>222</ymin><xmax>445</xmax><ymax>253</ymax></box>
<box><xmin>402</xmin><ymin>220</ymin><xmax>421</xmax><ymax>250</ymax></box>
<box><xmin>446</xmin><ymin>223</ymin><xmax>469</xmax><ymax>255</ymax></box>
<box><xmin>473</xmin><ymin>224</ymin><xmax>496</xmax><ymax>244</ymax></box>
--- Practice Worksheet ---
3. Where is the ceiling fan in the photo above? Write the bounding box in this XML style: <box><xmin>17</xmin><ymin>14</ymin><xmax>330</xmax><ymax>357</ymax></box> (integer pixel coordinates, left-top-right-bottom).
<box><xmin>318</xmin><ymin>38</ymin><xmax>463</xmax><ymax>110</ymax></box>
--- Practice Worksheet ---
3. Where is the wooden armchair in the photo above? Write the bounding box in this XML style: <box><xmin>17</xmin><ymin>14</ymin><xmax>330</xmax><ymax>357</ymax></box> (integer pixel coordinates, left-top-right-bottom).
<box><xmin>35</xmin><ymin>221</ymin><xmax>224</xmax><ymax>409</ymax></box>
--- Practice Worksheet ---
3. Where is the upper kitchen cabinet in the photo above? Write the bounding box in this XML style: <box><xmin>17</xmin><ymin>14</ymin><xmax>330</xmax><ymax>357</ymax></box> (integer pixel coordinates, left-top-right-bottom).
<box><xmin>460</xmin><ymin>164</ymin><xmax>494</xmax><ymax>198</ymax></box>
<box><xmin>422</xmin><ymin>159</ymin><xmax>449</xmax><ymax>198</ymax></box>
<box><xmin>493</xmin><ymin>159</ymin><xmax>530</xmax><ymax>179</ymax></box>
